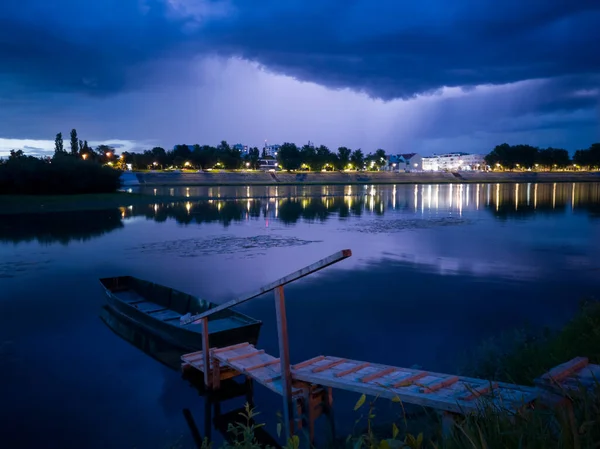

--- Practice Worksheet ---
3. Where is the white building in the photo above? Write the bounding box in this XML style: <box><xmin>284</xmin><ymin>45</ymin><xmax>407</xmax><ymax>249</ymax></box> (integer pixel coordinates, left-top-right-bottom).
<box><xmin>422</xmin><ymin>153</ymin><xmax>485</xmax><ymax>171</ymax></box>
<box><xmin>400</xmin><ymin>153</ymin><xmax>423</xmax><ymax>172</ymax></box>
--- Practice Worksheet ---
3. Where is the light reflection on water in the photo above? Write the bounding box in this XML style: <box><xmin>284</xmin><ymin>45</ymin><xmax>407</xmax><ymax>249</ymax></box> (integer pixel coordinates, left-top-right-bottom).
<box><xmin>132</xmin><ymin>182</ymin><xmax>600</xmax><ymax>219</ymax></box>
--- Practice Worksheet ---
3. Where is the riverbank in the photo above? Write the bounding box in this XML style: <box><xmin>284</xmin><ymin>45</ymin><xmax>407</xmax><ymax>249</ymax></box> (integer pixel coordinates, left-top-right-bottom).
<box><xmin>132</xmin><ymin>170</ymin><xmax>600</xmax><ymax>186</ymax></box>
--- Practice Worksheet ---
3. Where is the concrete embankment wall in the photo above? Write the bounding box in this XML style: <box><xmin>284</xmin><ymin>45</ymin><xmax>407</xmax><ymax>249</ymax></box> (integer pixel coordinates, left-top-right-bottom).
<box><xmin>133</xmin><ymin>171</ymin><xmax>600</xmax><ymax>186</ymax></box>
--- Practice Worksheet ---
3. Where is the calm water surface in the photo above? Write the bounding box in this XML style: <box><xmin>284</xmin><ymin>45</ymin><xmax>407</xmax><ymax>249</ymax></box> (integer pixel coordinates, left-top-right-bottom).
<box><xmin>1</xmin><ymin>182</ymin><xmax>599</xmax><ymax>448</ymax></box>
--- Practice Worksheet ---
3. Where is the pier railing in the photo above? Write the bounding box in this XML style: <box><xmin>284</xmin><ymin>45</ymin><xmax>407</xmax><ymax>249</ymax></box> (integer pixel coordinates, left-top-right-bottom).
<box><xmin>180</xmin><ymin>248</ymin><xmax>352</xmax><ymax>440</ymax></box>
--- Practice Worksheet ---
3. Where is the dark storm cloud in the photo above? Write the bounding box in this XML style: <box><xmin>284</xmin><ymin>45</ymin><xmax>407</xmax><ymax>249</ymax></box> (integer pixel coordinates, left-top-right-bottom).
<box><xmin>2</xmin><ymin>0</ymin><xmax>599</xmax><ymax>101</ymax></box>
<box><xmin>0</xmin><ymin>0</ymin><xmax>193</xmax><ymax>95</ymax></box>
<box><xmin>200</xmin><ymin>0</ymin><xmax>600</xmax><ymax>101</ymax></box>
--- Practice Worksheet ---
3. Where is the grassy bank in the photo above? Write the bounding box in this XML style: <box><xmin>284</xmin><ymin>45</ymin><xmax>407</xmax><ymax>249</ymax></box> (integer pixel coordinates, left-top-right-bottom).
<box><xmin>175</xmin><ymin>301</ymin><xmax>600</xmax><ymax>449</ymax></box>
<box><xmin>0</xmin><ymin>192</ymin><xmax>183</xmax><ymax>215</ymax></box>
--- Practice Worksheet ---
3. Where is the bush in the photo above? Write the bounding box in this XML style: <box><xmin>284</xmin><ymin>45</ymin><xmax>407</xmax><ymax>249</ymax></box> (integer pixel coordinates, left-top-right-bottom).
<box><xmin>0</xmin><ymin>153</ymin><xmax>122</xmax><ymax>194</ymax></box>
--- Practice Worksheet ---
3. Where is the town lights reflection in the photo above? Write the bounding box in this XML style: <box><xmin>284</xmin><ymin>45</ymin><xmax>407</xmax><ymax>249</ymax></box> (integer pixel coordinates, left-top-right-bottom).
<box><xmin>129</xmin><ymin>183</ymin><xmax>600</xmax><ymax>224</ymax></box>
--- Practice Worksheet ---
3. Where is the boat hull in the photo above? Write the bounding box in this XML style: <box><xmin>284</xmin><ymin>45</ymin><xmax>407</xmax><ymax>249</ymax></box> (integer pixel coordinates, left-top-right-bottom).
<box><xmin>100</xmin><ymin>280</ymin><xmax>261</xmax><ymax>351</ymax></box>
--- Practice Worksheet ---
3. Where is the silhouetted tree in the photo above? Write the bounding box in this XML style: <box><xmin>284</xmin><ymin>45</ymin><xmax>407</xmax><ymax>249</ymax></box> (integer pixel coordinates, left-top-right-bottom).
<box><xmin>70</xmin><ymin>129</ymin><xmax>78</xmax><ymax>155</ymax></box>
<box><xmin>9</xmin><ymin>149</ymin><xmax>25</xmax><ymax>160</ymax></box>
<box><xmin>314</xmin><ymin>145</ymin><xmax>333</xmax><ymax>171</ymax></box>
<box><xmin>375</xmin><ymin>149</ymin><xmax>387</xmax><ymax>170</ymax></box>
<box><xmin>536</xmin><ymin>148</ymin><xmax>570</xmax><ymax>170</ymax></box>
<box><xmin>300</xmin><ymin>144</ymin><xmax>317</xmax><ymax>169</ymax></box>
<box><xmin>485</xmin><ymin>143</ymin><xmax>539</xmax><ymax>170</ymax></box>
<box><xmin>54</xmin><ymin>132</ymin><xmax>64</xmax><ymax>154</ymax></box>
<box><xmin>337</xmin><ymin>147</ymin><xmax>351</xmax><ymax>170</ymax></box>
<box><xmin>350</xmin><ymin>149</ymin><xmax>364</xmax><ymax>170</ymax></box>
<box><xmin>248</xmin><ymin>147</ymin><xmax>260</xmax><ymax>169</ymax></box>
<box><xmin>574</xmin><ymin>143</ymin><xmax>600</xmax><ymax>169</ymax></box>
<box><xmin>277</xmin><ymin>142</ymin><xmax>301</xmax><ymax>170</ymax></box>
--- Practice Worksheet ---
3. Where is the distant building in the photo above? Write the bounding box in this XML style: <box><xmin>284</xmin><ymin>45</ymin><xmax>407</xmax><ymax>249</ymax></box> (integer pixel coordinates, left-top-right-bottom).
<box><xmin>383</xmin><ymin>153</ymin><xmax>423</xmax><ymax>172</ymax></box>
<box><xmin>422</xmin><ymin>152</ymin><xmax>484</xmax><ymax>171</ymax></box>
<box><xmin>233</xmin><ymin>143</ymin><xmax>249</xmax><ymax>155</ymax></box>
<box><xmin>262</xmin><ymin>144</ymin><xmax>280</xmax><ymax>158</ymax></box>
<box><xmin>384</xmin><ymin>154</ymin><xmax>406</xmax><ymax>171</ymax></box>
<box><xmin>258</xmin><ymin>159</ymin><xmax>279</xmax><ymax>171</ymax></box>
<box><xmin>400</xmin><ymin>153</ymin><xmax>423</xmax><ymax>172</ymax></box>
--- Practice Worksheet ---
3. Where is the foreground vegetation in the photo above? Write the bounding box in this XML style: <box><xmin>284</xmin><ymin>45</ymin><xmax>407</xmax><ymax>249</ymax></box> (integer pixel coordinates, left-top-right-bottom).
<box><xmin>176</xmin><ymin>301</ymin><xmax>600</xmax><ymax>448</ymax></box>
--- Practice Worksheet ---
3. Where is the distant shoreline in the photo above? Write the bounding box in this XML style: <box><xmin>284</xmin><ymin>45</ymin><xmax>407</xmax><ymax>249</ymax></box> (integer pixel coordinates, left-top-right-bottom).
<box><xmin>129</xmin><ymin>170</ymin><xmax>600</xmax><ymax>186</ymax></box>
<box><xmin>2</xmin><ymin>171</ymin><xmax>599</xmax><ymax>215</ymax></box>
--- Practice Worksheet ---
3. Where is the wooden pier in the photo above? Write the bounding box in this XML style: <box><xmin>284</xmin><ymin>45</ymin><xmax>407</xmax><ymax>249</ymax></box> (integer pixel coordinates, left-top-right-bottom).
<box><xmin>178</xmin><ymin>248</ymin><xmax>595</xmax><ymax>443</ymax></box>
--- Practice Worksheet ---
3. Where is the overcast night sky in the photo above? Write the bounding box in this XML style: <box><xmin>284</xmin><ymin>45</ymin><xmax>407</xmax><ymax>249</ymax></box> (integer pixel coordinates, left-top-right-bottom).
<box><xmin>0</xmin><ymin>0</ymin><xmax>599</xmax><ymax>157</ymax></box>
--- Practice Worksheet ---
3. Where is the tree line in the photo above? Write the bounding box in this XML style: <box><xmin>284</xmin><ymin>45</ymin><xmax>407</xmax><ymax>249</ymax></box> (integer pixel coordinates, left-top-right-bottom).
<box><xmin>484</xmin><ymin>143</ymin><xmax>600</xmax><ymax>170</ymax></box>
<box><xmin>119</xmin><ymin>142</ymin><xmax>389</xmax><ymax>171</ymax></box>
<box><xmin>0</xmin><ymin>129</ymin><xmax>121</xmax><ymax>194</ymax></box>
<box><xmin>3</xmin><ymin>128</ymin><xmax>599</xmax><ymax>173</ymax></box>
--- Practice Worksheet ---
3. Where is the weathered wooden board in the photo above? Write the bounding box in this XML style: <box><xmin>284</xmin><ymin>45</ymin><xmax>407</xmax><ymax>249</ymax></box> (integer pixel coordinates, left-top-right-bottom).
<box><xmin>292</xmin><ymin>356</ymin><xmax>538</xmax><ymax>415</ymax></box>
<box><xmin>535</xmin><ymin>357</ymin><xmax>600</xmax><ymax>393</ymax></box>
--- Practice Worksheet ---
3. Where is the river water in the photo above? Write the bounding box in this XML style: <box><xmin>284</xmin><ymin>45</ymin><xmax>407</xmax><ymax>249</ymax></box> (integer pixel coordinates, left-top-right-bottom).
<box><xmin>1</xmin><ymin>182</ymin><xmax>599</xmax><ymax>448</ymax></box>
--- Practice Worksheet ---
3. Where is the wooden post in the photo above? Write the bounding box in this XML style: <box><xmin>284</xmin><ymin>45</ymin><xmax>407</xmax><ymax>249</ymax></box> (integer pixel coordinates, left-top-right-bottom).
<box><xmin>275</xmin><ymin>285</ymin><xmax>294</xmax><ymax>441</ymax></box>
<box><xmin>325</xmin><ymin>387</ymin><xmax>336</xmax><ymax>442</ymax></box>
<box><xmin>201</xmin><ymin>317</ymin><xmax>211</xmax><ymax>389</ymax></box>
<box><xmin>245</xmin><ymin>377</ymin><xmax>255</xmax><ymax>408</ymax></box>
<box><xmin>182</xmin><ymin>409</ymin><xmax>204</xmax><ymax>449</ymax></box>
<box><xmin>204</xmin><ymin>393</ymin><xmax>213</xmax><ymax>442</ymax></box>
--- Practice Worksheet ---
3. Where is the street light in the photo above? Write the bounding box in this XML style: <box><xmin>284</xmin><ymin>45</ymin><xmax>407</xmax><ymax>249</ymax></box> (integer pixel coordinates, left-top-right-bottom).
<box><xmin>82</xmin><ymin>153</ymin><xmax>88</xmax><ymax>160</ymax></box>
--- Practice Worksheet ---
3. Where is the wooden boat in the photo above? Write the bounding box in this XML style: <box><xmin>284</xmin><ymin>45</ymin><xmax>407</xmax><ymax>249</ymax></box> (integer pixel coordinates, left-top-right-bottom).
<box><xmin>99</xmin><ymin>276</ymin><xmax>262</xmax><ymax>350</ymax></box>
<box><xmin>99</xmin><ymin>304</ymin><xmax>187</xmax><ymax>370</ymax></box>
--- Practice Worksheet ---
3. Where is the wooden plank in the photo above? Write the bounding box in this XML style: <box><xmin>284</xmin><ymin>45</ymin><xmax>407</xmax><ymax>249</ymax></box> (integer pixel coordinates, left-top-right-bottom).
<box><xmin>226</xmin><ymin>350</ymin><xmax>265</xmax><ymax>362</ymax></box>
<box><xmin>184</xmin><ymin>354</ymin><xmax>208</xmax><ymax>365</ymax></box>
<box><xmin>182</xmin><ymin>249</ymin><xmax>352</xmax><ymax>325</ymax></box>
<box><xmin>361</xmin><ymin>367</ymin><xmax>396</xmax><ymax>383</ymax></box>
<box><xmin>391</xmin><ymin>372</ymin><xmax>428</xmax><ymax>388</ymax></box>
<box><xmin>457</xmin><ymin>382</ymin><xmax>498</xmax><ymax>401</ymax></box>
<box><xmin>275</xmin><ymin>285</ymin><xmax>294</xmax><ymax>440</ymax></box>
<box><xmin>312</xmin><ymin>359</ymin><xmax>347</xmax><ymax>373</ymax></box>
<box><xmin>264</xmin><ymin>374</ymin><xmax>282</xmax><ymax>384</ymax></box>
<box><xmin>420</xmin><ymin>376</ymin><xmax>459</xmax><ymax>393</ymax></box>
<box><xmin>541</xmin><ymin>357</ymin><xmax>589</xmax><ymax>383</ymax></box>
<box><xmin>292</xmin><ymin>356</ymin><xmax>325</xmax><ymax>370</ymax></box>
<box><xmin>182</xmin><ymin>350</ymin><xmax>204</xmax><ymax>361</ymax></box>
<box><xmin>212</xmin><ymin>342</ymin><xmax>251</xmax><ymax>354</ymax></box>
<box><xmin>147</xmin><ymin>307</ymin><xmax>169</xmax><ymax>315</ymax></box>
<box><xmin>335</xmin><ymin>362</ymin><xmax>369</xmax><ymax>378</ymax></box>
<box><xmin>293</xmin><ymin>369</ymin><xmax>479</xmax><ymax>414</ymax></box>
